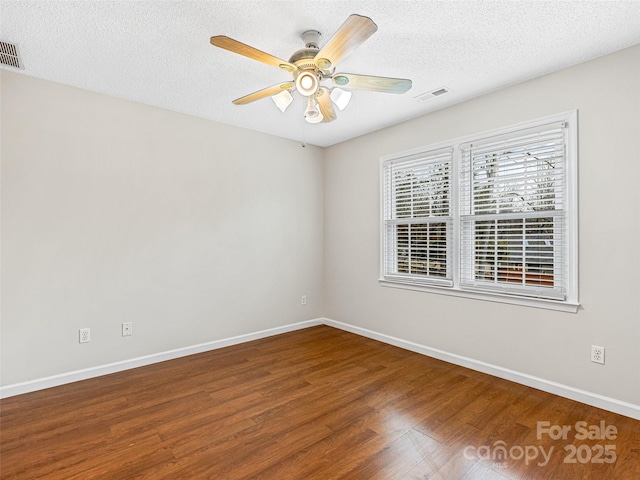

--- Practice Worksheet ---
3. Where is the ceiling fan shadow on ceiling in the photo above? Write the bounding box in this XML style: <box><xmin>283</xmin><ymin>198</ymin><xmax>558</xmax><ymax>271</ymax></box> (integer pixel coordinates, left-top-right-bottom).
<box><xmin>210</xmin><ymin>14</ymin><xmax>412</xmax><ymax>124</ymax></box>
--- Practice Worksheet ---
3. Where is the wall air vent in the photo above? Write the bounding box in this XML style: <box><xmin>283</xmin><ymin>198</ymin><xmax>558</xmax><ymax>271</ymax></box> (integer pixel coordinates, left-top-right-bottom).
<box><xmin>414</xmin><ymin>86</ymin><xmax>450</xmax><ymax>102</ymax></box>
<box><xmin>0</xmin><ymin>41</ymin><xmax>24</xmax><ymax>69</ymax></box>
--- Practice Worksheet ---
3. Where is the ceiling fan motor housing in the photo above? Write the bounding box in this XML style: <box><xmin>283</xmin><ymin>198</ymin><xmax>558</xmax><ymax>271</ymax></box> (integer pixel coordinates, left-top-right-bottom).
<box><xmin>289</xmin><ymin>48</ymin><xmax>318</xmax><ymax>70</ymax></box>
<box><xmin>291</xmin><ymin>31</ymin><xmax>324</xmax><ymax>97</ymax></box>
<box><xmin>289</xmin><ymin>30</ymin><xmax>333</xmax><ymax>76</ymax></box>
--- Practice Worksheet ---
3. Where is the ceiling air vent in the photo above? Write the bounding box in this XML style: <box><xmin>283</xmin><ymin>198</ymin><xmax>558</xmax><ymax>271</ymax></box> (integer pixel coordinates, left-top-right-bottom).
<box><xmin>0</xmin><ymin>40</ymin><xmax>24</xmax><ymax>69</ymax></box>
<box><xmin>415</xmin><ymin>86</ymin><xmax>450</xmax><ymax>102</ymax></box>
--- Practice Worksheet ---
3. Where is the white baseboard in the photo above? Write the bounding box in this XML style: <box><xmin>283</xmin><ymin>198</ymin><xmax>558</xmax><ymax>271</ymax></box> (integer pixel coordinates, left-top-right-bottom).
<box><xmin>322</xmin><ymin>318</ymin><xmax>640</xmax><ymax>421</ymax></box>
<box><xmin>0</xmin><ymin>319</ymin><xmax>323</xmax><ymax>399</ymax></box>
<box><xmin>3</xmin><ymin>317</ymin><xmax>639</xmax><ymax>421</ymax></box>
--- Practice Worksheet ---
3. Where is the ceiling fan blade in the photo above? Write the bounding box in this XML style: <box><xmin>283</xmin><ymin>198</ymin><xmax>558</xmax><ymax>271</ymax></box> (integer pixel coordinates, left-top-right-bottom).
<box><xmin>314</xmin><ymin>14</ymin><xmax>378</xmax><ymax>70</ymax></box>
<box><xmin>210</xmin><ymin>36</ymin><xmax>298</xmax><ymax>72</ymax></box>
<box><xmin>332</xmin><ymin>73</ymin><xmax>412</xmax><ymax>93</ymax></box>
<box><xmin>232</xmin><ymin>82</ymin><xmax>294</xmax><ymax>105</ymax></box>
<box><xmin>316</xmin><ymin>87</ymin><xmax>337</xmax><ymax>123</ymax></box>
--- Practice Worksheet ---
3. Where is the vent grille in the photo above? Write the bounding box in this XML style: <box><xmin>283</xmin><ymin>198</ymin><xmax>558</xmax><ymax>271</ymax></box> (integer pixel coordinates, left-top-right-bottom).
<box><xmin>0</xmin><ymin>41</ymin><xmax>24</xmax><ymax>69</ymax></box>
<box><xmin>415</xmin><ymin>86</ymin><xmax>450</xmax><ymax>102</ymax></box>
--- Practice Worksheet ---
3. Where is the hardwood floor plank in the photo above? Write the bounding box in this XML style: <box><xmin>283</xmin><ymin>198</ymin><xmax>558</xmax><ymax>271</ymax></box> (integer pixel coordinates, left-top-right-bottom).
<box><xmin>1</xmin><ymin>325</ymin><xmax>639</xmax><ymax>479</ymax></box>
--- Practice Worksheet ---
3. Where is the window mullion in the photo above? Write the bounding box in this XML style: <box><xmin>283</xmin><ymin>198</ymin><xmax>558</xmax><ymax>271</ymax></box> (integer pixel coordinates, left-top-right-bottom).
<box><xmin>452</xmin><ymin>145</ymin><xmax>460</xmax><ymax>288</ymax></box>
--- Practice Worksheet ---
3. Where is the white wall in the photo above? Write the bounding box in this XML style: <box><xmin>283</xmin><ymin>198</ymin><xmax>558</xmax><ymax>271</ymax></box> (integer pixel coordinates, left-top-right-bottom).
<box><xmin>1</xmin><ymin>71</ymin><xmax>324</xmax><ymax>385</ymax></box>
<box><xmin>323</xmin><ymin>45</ymin><xmax>640</xmax><ymax>406</ymax></box>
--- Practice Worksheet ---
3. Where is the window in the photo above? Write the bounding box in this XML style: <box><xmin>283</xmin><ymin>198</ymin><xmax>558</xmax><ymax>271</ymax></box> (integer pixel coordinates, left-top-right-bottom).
<box><xmin>382</xmin><ymin>148</ymin><xmax>453</xmax><ymax>286</ymax></box>
<box><xmin>381</xmin><ymin>111</ymin><xmax>578</xmax><ymax>312</ymax></box>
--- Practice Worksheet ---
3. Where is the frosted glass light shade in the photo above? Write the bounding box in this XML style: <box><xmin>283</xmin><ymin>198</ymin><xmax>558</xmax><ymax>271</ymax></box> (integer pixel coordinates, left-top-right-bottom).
<box><xmin>272</xmin><ymin>90</ymin><xmax>293</xmax><ymax>112</ymax></box>
<box><xmin>304</xmin><ymin>97</ymin><xmax>323</xmax><ymax>123</ymax></box>
<box><xmin>330</xmin><ymin>87</ymin><xmax>352</xmax><ymax>111</ymax></box>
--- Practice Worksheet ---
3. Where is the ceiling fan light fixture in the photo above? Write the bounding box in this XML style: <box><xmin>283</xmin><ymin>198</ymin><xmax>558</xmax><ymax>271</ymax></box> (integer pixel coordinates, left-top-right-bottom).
<box><xmin>295</xmin><ymin>71</ymin><xmax>319</xmax><ymax>96</ymax></box>
<box><xmin>304</xmin><ymin>96</ymin><xmax>323</xmax><ymax>123</ymax></box>
<box><xmin>330</xmin><ymin>87</ymin><xmax>352</xmax><ymax>111</ymax></box>
<box><xmin>305</xmin><ymin>111</ymin><xmax>324</xmax><ymax>124</ymax></box>
<box><xmin>272</xmin><ymin>89</ymin><xmax>293</xmax><ymax>112</ymax></box>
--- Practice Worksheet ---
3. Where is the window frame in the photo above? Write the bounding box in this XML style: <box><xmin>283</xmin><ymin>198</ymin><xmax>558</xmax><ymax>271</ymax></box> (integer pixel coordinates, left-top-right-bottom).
<box><xmin>379</xmin><ymin>110</ymin><xmax>579</xmax><ymax>313</ymax></box>
<box><xmin>382</xmin><ymin>147</ymin><xmax>454</xmax><ymax>287</ymax></box>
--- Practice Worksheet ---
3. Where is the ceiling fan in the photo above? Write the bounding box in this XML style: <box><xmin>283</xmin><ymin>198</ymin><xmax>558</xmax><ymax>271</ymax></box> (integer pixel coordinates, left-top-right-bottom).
<box><xmin>210</xmin><ymin>14</ymin><xmax>412</xmax><ymax>124</ymax></box>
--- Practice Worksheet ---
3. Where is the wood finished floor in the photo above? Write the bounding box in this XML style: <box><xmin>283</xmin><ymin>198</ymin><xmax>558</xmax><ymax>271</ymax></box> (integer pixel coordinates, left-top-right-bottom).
<box><xmin>1</xmin><ymin>325</ymin><xmax>639</xmax><ymax>479</ymax></box>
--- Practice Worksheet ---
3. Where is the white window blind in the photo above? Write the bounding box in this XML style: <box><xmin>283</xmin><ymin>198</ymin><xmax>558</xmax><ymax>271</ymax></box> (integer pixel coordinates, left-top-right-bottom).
<box><xmin>382</xmin><ymin>148</ymin><xmax>453</xmax><ymax>286</ymax></box>
<box><xmin>460</xmin><ymin>122</ymin><xmax>567</xmax><ymax>299</ymax></box>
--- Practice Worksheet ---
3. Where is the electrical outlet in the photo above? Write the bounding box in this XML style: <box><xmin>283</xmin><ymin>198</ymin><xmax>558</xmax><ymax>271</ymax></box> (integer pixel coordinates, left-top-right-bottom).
<box><xmin>591</xmin><ymin>345</ymin><xmax>605</xmax><ymax>364</ymax></box>
<box><xmin>79</xmin><ymin>328</ymin><xmax>91</xmax><ymax>344</ymax></box>
<box><xmin>301</xmin><ymin>295</ymin><xmax>307</xmax><ymax>305</ymax></box>
<box><xmin>122</xmin><ymin>322</ymin><xmax>132</xmax><ymax>337</ymax></box>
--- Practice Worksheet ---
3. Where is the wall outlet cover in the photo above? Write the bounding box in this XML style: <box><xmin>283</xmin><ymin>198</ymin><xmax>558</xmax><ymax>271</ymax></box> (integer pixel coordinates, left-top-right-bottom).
<box><xmin>79</xmin><ymin>328</ymin><xmax>90</xmax><ymax>343</ymax></box>
<box><xmin>591</xmin><ymin>345</ymin><xmax>605</xmax><ymax>364</ymax></box>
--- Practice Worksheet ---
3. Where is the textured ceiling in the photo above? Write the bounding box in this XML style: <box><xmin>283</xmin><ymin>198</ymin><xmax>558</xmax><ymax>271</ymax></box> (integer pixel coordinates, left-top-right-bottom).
<box><xmin>2</xmin><ymin>1</ymin><xmax>640</xmax><ymax>147</ymax></box>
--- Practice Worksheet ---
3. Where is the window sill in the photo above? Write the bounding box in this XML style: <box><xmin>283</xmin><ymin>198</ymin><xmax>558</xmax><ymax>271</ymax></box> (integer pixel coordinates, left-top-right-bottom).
<box><xmin>378</xmin><ymin>279</ymin><xmax>580</xmax><ymax>313</ymax></box>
